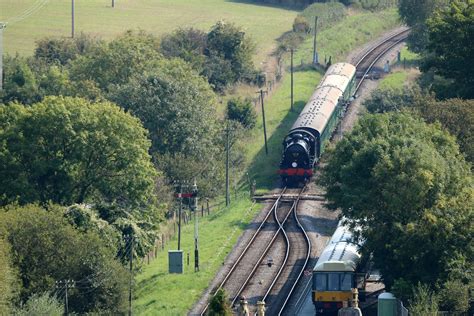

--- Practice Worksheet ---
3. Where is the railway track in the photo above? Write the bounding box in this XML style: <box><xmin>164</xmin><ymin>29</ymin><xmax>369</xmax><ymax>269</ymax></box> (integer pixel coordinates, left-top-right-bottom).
<box><xmin>200</xmin><ymin>187</ymin><xmax>310</xmax><ymax>315</ymax></box>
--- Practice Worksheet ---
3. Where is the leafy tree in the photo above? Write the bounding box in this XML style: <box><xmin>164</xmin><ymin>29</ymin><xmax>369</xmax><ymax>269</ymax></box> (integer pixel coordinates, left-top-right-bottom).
<box><xmin>422</xmin><ymin>0</ymin><xmax>474</xmax><ymax>98</ymax></box>
<box><xmin>12</xmin><ymin>293</ymin><xmax>63</xmax><ymax>316</ymax></box>
<box><xmin>0</xmin><ymin>238</ymin><xmax>18</xmax><ymax>314</ymax></box>
<box><xmin>208</xmin><ymin>289</ymin><xmax>232</xmax><ymax>316</ymax></box>
<box><xmin>70</xmin><ymin>30</ymin><xmax>160</xmax><ymax>90</ymax></box>
<box><xmin>398</xmin><ymin>0</ymin><xmax>447</xmax><ymax>52</ymax></box>
<box><xmin>160</xmin><ymin>28</ymin><xmax>207</xmax><ymax>72</ymax></box>
<box><xmin>320</xmin><ymin>113</ymin><xmax>473</xmax><ymax>289</ymax></box>
<box><xmin>34</xmin><ymin>33</ymin><xmax>103</xmax><ymax>66</ymax></box>
<box><xmin>364</xmin><ymin>87</ymin><xmax>474</xmax><ymax>164</ymax></box>
<box><xmin>227</xmin><ymin>97</ymin><xmax>257</xmax><ymax>129</ymax></box>
<box><xmin>0</xmin><ymin>96</ymin><xmax>158</xmax><ymax>211</ymax></box>
<box><xmin>205</xmin><ymin>21</ymin><xmax>256</xmax><ymax>90</ymax></box>
<box><xmin>0</xmin><ymin>204</ymin><xmax>129</xmax><ymax>314</ymax></box>
<box><xmin>108</xmin><ymin>58</ymin><xmax>223</xmax><ymax>196</ymax></box>
<box><xmin>1</xmin><ymin>56</ymin><xmax>40</xmax><ymax>104</ymax></box>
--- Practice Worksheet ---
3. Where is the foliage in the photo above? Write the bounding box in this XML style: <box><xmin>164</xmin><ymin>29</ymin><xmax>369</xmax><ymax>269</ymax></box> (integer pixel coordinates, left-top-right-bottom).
<box><xmin>0</xmin><ymin>56</ymin><xmax>40</xmax><ymax>105</ymax></box>
<box><xmin>0</xmin><ymin>204</ymin><xmax>129</xmax><ymax>314</ymax></box>
<box><xmin>70</xmin><ymin>30</ymin><xmax>161</xmax><ymax>91</ymax></box>
<box><xmin>438</xmin><ymin>277</ymin><xmax>470</xmax><ymax>313</ymax></box>
<box><xmin>34</xmin><ymin>33</ymin><xmax>103</xmax><ymax>66</ymax></box>
<box><xmin>227</xmin><ymin>97</ymin><xmax>257</xmax><ymax>129</ymax></box>
<box><xmin>364</xmin><ymin>87</ymin><xmax>474</xmax><ymax>164</ymax></box>
<box><xmin>422</xmin><ymin>0</ymin><xmax>474</xmax><ymax>98</ymax></box>
<box><xmin>160</xmin><ymin>28</ymin><xmax>207</xmax><ymax>72</ymax></box>
<box><xmin>0</xmin><ymin>238</ymin><xmax>18</xmax><ymax>314</ymax></box>
<box><xmin>408</xmin><ymin>284</ymin><xmax>439</xmax><ymax>316</ymax></box>
<box><xmin>208</xmin><ymin>289</ymin><xmax>232</xmax><ymax>316</ymax></box>
<box><xmin>108</xmin><ymin>58</ymin><xmax>222</xmax><ymax>197</ymax></box>
<box><xmin>12</xmin><ymin>293</ymin><xmax>63</xmax><ymax>316</ymax></box>
<box><xmin>205</xmin><ymin>21</ymin><xmax>256</xmax><ymax>91</ymax></box>
<box><xmin>320</xmin><ymin>112</ymin><xmax>473</xmax><ymax>289</ymax></box>
<box><xmin>293</xmin><ymin>15</ymin><xmax>311</xmax><ymax>33</ymax></box>
<box><xmin>0</xmin><ymin>96</ymin><xmax>158</xmax><ymax>212</ymax></box>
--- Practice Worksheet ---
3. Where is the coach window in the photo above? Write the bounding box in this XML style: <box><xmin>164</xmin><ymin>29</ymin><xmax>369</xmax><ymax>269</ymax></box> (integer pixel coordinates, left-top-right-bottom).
<box><xmin>341</xmin><ymin>273</ymin><xmax>352</xmax><ymax>291</ymax></box>
<box><xmin>328</xmin><ymin>273</ymin><xmax>340</xmax><ymax>291</ymax></box>
<box><xmin>315</xmin><ymin>273</ymin><xmax>327</xmax><ymax>291</ymax></box>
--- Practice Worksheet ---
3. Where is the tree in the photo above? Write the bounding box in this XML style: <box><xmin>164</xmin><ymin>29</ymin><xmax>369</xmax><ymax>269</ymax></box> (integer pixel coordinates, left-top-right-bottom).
<box><xmin>320</xmin><ymin>113</ymin><xmax>473</xmax><ymax>289</ymax></box>
<box><xmin>227</xmin><ymin>97</ymin><xmax>257</xmax><ymax>129</ymax></box>
<box><xmin>398</xmin><ymin>0</ymin><xmax>447</xmax><ymax>52</ymax></box>
<box><xmin>422</xmin><ymin>0</ymin><xmax>474</xmax><ymax>98</ymax></box>
<box><xmin>108</xmin><ymin>58</ymin><xmax>223</xmax><ymax>196</ymax></box>
<box><xmin>70</xmin><ymin>30</ymin><xmax>160</xmax><ymax>90</ymax></box>
<box><xmin>205</xmin><ymin>21</ymin><xmax>256</xmax><ymax>90</ymax></box>
<box><xmin>0</xmin><ymin>238</ymin><xmax>18</xmax><ymax>314</ymax></box>
<box><xmin>0</xmin><ymin>56</ymin><xmax>40</xmax><ymax>105</ymax></box>
<box><xmin>0</xmin><ymin>204</ymin><xmax>129</xmax><ymax>314</ymax></box>
<box><xmin>160</xmin><ymin>28</ymin><xmax>207</xmax><ymax>72</ymax></box>
<box><xmin>0</xmin><ymin>96</ymin><xmax>158</xmax><ymax>211</ymax></box>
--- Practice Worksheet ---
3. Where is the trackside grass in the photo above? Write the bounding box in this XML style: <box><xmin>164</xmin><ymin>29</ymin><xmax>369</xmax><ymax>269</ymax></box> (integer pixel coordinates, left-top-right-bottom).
<box><xmin>0</xmin><ymin>0</ymin><xmax>298</xmax><ymax>62</ymax></box>
<box><xmin>134</xmin><ymin>8</ymin><xmax>401</xmax><ymax>315</ymax></box>
<box><xmin>378</xmin><ymin>71</ymin><xmax>409</xmax><ymax>90</ymax></box>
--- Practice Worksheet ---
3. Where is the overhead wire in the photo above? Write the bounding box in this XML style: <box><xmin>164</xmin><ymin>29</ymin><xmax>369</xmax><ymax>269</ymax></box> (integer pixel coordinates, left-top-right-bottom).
<box><xmin>5</xmin><ymin>0</ymin><xmax>50</xmax><ymax>26</ymax></box>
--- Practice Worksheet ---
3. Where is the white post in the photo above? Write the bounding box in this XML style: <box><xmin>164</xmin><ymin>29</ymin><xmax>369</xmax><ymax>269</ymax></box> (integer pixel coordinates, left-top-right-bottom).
<box><xmin>0</xmin><ymin>22</ymin><xmax>6</xmax><ymax>91</ymax></box>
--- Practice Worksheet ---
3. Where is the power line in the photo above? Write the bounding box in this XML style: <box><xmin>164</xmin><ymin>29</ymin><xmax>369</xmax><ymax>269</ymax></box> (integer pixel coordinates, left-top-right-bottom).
<box><xmin>6</xmin><ymin>0</ymin><xmax>49</xmax><ymax>25</ymax></box>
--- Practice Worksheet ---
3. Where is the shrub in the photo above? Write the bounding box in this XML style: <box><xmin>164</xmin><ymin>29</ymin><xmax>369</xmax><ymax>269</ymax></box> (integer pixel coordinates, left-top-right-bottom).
<box><xmin>293</xmin><ymin>15</ymin><xmax>310</xmax><ymax>33</ymax></box>
<box><xmin>13</xmin><ymin>293</ymin><xmax>63</xmax><ymax>316</ymax></box>
<box><xmin>227</xmin><ymin>97</ymin><xmax>257</xmax><ymax>129</ymax></box>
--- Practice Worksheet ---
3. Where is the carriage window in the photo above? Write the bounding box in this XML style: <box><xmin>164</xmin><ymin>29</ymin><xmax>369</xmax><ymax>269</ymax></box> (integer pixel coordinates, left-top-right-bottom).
<box><xmin>341</xmin><ymin>273</ymin><xmax>353</xmax><ymax>291</ymax></box>
<box><xmin>328</xmin><ymin>273</ymin><xmax>340</xmax><ymax>291</ymax></box>
<box><xmin>315</xmin><ymin>274</ymin><xmax>327</xmax><ymax>291</ymax></box>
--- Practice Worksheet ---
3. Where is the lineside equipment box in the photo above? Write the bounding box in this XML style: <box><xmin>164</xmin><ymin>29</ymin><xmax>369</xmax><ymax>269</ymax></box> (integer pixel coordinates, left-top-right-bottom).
<box><xmin>168</xmin><ymin>250</ymin><xmax>183</xmax><ymax>274</ymax></box>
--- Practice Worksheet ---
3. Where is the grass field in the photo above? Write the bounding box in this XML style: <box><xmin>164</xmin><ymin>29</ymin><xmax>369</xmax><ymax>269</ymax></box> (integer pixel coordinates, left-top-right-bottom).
<box><xmin>0</xmin><ymin>0</ymin><xmax>298</xmax><ymax>62</ymax></box>
<box><xmin>134</xmin><ymin>8</ymin><xmax>401</xmax><ymax>315</ymax></box>
<box><xmin>378</xmin><ymin>70</ymin><xmax>409</xmax><ymax>90</ymax></box>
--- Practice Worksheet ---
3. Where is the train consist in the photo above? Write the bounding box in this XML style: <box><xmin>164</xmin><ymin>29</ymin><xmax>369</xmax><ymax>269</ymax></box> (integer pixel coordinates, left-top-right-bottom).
<box><xmin>278</xmin><ymin>62</ymin><xmax>356</xmax><ymax>185</ymax></box>
<box><xmin>312</xmin><ymin>221</ymin><xmax>367</xmax><ymax>315</ymax></box>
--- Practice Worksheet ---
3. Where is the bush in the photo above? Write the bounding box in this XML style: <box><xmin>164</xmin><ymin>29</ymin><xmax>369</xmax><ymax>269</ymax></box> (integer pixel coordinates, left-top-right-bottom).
<box><xmin>227</xmin><ymin>97</ymin><xmax>257</xmax><ymax>129</ymax></box>
<box><xmin>0</xmin><ymin>204</ymin><xmax>129</xmax><ymax>314</ymax></box>
<box><xmin>293</xmin><ymin>15</ymin><xmax>310</xmax><ymax>33</ymax></box>
<box><xmin>296</xmin><ymin>3</ymin><xmax>347</xmax><ymax>32</ymax></box>
<box><xmin>13</xmin><ymin>293</ymin><xmax>63</xmax><ymax>316</ymax></box>
<box><xmin>408</xmin><ymin>284</ymin><xmax>439</xmax><ymax>316</ymax></box>
<box><xmin>208</xmin><ymin>289</ymin><xmax>232</xmax><ymax>316</ymax></box>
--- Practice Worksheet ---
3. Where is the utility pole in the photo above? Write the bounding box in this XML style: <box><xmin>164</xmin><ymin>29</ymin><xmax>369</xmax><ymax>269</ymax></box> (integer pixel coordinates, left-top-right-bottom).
<box><xmin>56</xmin><ymin>280</ymin><xmax>75</xmax><ymax>315</ymax></box>
<box><xmin>225</xmin><ymin>123</ymin><xmax>230</xmax><ymax>206</ymax></box>
<box><xmin>290</xmin><ymin>48</ymin><xmax>294</xmax><ymax>112</ymax></box>
<box><xmin>257</xmin><ymin>89</ymin><xmax>268</xmax><ymax>155</ymax></box>
<box><xmin>312</xmin><ymin>16</ymin><xmax>318</xmax><ymax>65</ymax></box>
<box><xmin>112</xmin><ymin>0</ymin><xmax>115</xmax><ymax>8</ymax></box>
<box><xmin>0</xmin><ymin>22</ymin><xmax>6</xmax><ymax>91</ymax></box>
<box><xmin>71</xmin><ymin>0</ymin><xmax>75</xmax><ymax>38</ymax></box>
<box><xmin>127</xmin><ymin>233</ymin><xmax>134</xmax><ymax>316</ymax></box>
<box><xmin>193</xmin><ymin>180</ymin><xmax>199</xmax><ymax>272</ymax></box>
<box><xmin>178</xmin><ymin>183</ymin><xmax>182</xmax><ymax>250</ymax></box>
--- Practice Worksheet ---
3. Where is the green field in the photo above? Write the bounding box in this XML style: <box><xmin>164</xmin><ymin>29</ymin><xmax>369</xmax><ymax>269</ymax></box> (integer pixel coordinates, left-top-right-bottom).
<box><xmin>0</xmin><ymin>0</ymin><xmax>298</xmax><ymax>62</ymax></box>
<box><xmin>378</xmin><ymin>70</ymin><xmax>409</xmax><ymax>90</ymax></box>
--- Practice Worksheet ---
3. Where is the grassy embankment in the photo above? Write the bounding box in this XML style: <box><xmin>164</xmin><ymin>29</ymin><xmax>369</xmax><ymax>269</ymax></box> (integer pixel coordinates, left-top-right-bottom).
<box><xmin>0</xmin><ymin>0</ymin><xmax>296</xmax><ymax>63</ymax></box>
<box><xmin>134</xmin><ymin>8</ymin><xmax>400</xmax><ymax>315</ymax></box>
<box><xmin>378</xmin><ymin>46</ymin><xmax>421</xmax><ymax>90</ymax></box>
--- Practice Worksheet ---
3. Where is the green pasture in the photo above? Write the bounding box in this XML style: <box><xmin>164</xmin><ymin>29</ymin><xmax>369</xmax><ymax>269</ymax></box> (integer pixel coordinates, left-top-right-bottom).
<box><xmin>0</xmin><ymin>0</ymin><xmax>298</xmax><ymax>63</ymax></box>
<box><xmin>294</xmin><ymin>8</ymin><xmax>400</xmax><ymax>64</ymax></box>
<box><xmin>134</xmin><ymin>8</ymin><xmax>401</xmax><ymax>315</ymax></box>
<box><xmin>378</xmin><ymin>70</ymin><xmax>409</xmax><ymax>90</ymax></box>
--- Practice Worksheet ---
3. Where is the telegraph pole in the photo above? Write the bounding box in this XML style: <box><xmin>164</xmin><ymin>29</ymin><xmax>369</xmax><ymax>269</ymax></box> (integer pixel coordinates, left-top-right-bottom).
<box><xmin>71</xmin><ymin>0</ymin><xmax>75</xmax><ymax>38</ymax></box>
<box><xmin>312</xmin><ymin>16</ymin><xmax>318</xmax><ymax>64</ymax></box>
<box><xmin>112</xmin><ymin>0</ymin><xmax>115</xmax><ymax>8</ymax></box>
<box><xmin>127</xmin><ymin>233</ymin><xmax>134</xmax><ymax>316</ymax></box>
<box><xmin>56</xmin><ymin>280</ymin><xmax>75</xmax><ymax>315</ymax></box>
<box><xmin>225</xmin><ymin>123</ymin><xmax>230</xmax><ymax>206</ymax></box>
<box><xmin>290</xmin><ymin>48</ymin><xmax>294</xmax><ymax>112</ymax></box>
<box><xmin>257</xmin><ymin>89</ymin><xmax>268</xmax><ymax>155</ymax></box>
<box><xmin>178</xmin><ymin>183</ymin><xmax>182</xmax><ymax>250</ymax></box>
<box><xmin>0</xmin><ymin>22</ymin><xmax>6</xmax><ymax>91</ymax></box>
<box><xmin>193</xmin><ymin>180</ymin><xmax>199</xmax><ymax>272</ymax></box>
